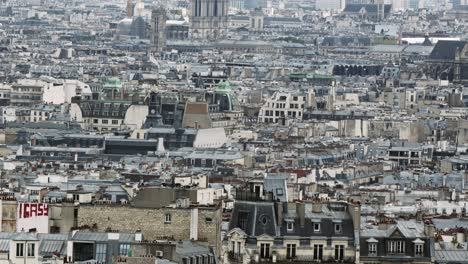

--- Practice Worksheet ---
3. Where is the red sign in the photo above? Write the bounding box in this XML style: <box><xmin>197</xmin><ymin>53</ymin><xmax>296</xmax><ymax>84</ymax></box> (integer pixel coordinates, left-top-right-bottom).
<box><xmin>18</xmin><ymin>203</ymin><xmax>48</xmax><ymax>219</ymax></box>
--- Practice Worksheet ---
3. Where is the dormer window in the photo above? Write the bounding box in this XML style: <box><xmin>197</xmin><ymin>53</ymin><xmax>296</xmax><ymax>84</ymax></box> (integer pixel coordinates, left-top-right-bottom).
<box><xmin>367</xmin><ymin>238</ymin><xmax>378</xmax><ymax>256</ymax></box>
<box><xmin>369</xmin><ymin>243</ymin><xmax>377</xmax><ymax>255</ymax></box>
<box><xmin>313</xmin><ymin>223</ymin><xmax>321</xmax><ymax>233</ymax></box>
<box><xmin>415</xmin><ymin>244</ymin><xmax>423</xmax><ymax>256</ymax></box>
<box><xmin>388</xmin><ymin>241</ymin><xmax>405</xmax><ymax>254</ymax></box>
<box><xmin>413</xmin><ymin>238</ymin><xmax>425</xmax><ymax>257</ymax></box>
<box><xmin>287</xmin><ymin>221</ymin><xmax>294</xmax><ymax>232</ymax></box>
<box><xmin>334</xmin><ymin>223</ymin><xmax>342</xmax><ymax>234</ymax></box>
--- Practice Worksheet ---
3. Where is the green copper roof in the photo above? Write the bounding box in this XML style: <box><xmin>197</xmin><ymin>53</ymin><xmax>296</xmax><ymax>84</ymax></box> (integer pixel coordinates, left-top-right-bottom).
<box><xmin>216</xmin><ymin>81</ymin><xmax>232</xmax><ymax>93</ymax></box>
<box><xmin>103</xmin><ymin>78</ymin><xmax>122</xmax><ymax>90</ymax></box>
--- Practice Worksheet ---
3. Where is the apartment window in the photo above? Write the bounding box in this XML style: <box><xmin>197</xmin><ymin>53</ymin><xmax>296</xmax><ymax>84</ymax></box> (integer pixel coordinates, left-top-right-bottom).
<box><xmin>388</xmin><ymin>241</ymin><xmax>405</xmax><ymax>254</ymax></box>
<box><xmin>16</xmin><ymin>243</ymin><xmax>24</xmax><ymax>257</ymax></box>
<box><xmin>96</xmin><ymin>243</ymin><xmax>107</xmax><ymax>263</ymax></box>
<box><xmin>102</xmin><ymin>119</ymin><xmax>108</xmax><ymax>124</ymax></box>
<box><xmin>238</xmin><ymin>211</ymin><xmax>249</xmax><ymax>231</ymax></box>
<box><xmin>286</xmin><ymin>221</ymin><xmax>294</xmax><ymax>231</ymax></box>
<box><xmin>93</xmin><ymin>119</ymin><xmax>98</xmax><ymax>124</ymax></box>
<box><xmin>335</xmin><ymin>245</ymin><xmax>344</xmax><ymax>260</ymax></box>
<box><xmin>369</xmin><ymin>243</ymin><xmax>377</xmax><ymax>255</ymax></box>
<box><xmin>313</xmin><ymin>223</ymin><xmax>321</xmax><ymax>233</ymax></box>
<box><xmin>335</xmin><ymin>223</ymin><xmax>342</xmax><ymax>234</ymax></box>
<box><xmin>276</xmin><ymin>188</ymin><xmax>283</xmax><ymax>196</ymax></box>
<box><xmin>313</xmin><ymin>244</ymin><xmax>323</xmax><ymax>260</ymax></box>
<box><xmin>286</xmin><ymin>244</ymin><xmax>296</xmax><ymax>259</ymax></box>
<box><xmin>119</xmin><ymin>244</ymin><xmax>130</xmax><ymax>256</ymax></box>
<box><xmin>260</xmin><ymin>243</ymin><xmax>270</xmax><ymax>259</ymax></box>
<box><xmin>27</xmin><ymin>243</ymin><xmax>35</xmax><ymax>257</ymax></box>
<box><xmin>112</xmin><ymin>120</ymin><xmax>119</xmax><ymax>125</ymax></box>
<box><xmin>231</xmin><ymin>241</ymin><xmax>235</xmax><ymax>252</ymax></box>
<box><xmin>415</xmin><ymin>244</ymin><xmax>424</xmax><ymax>256</ymax></box>
<box><xmin>165</xmin><ymin>213</ymin><xmax>172</xmax><ymax>223</ymax></box>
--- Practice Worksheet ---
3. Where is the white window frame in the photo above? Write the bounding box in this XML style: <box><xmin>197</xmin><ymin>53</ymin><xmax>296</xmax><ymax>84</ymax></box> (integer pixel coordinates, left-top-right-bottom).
<box><xmin>415</xmin><ymin>243</ymin><xmax>424</xmax><ymax>256</ymax></box>
<box><xmin>286</xmin><ymin>243</ymin><xmax>296</xmax><ymax>259</ymax></box>
<box><xmin>388</xmin><ymin>241</ymin><xmax>405</xmax><ymax>254</ymax></box>
<box><xmin>369</xmin><ymin>243</ymin><xmax>377</xmax><ymax>255</ymax></box>
<box><xmin>313</xmin><ymin>223</ymin><xmax>321</xmax><ymax>233</ymax></box>
<box><xmin>334</xmin><ymin>223</ymin><xmax>342</xmax><ymax>234</ymax></box>
<box><xmin>334</xmin><ymin>244</ymin><xmax>344</xmax><ymax>260</ymax></box>
<box><xmin>165</xmin><ymin>213</ymin><xmax>172</xmax><ymax>224</ymax></box>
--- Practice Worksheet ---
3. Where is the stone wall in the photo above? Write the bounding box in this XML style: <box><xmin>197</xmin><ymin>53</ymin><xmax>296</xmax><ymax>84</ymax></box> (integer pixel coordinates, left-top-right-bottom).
<box><xmin>0</xmin><ymin>200</ymin><xmax>16</xmax><ymax>232</ymax></box>
<box><xmin>77</xmin><ymin>205</ymin><xmax>222</xmax><ymax>255</ymax></box>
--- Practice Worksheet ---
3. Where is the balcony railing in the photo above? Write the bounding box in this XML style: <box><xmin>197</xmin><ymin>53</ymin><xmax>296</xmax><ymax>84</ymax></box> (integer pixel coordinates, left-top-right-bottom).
<box><xmin>228</xmin><ymin>252</ymin><xmax>243</xmax><ymax>263</ymax></box>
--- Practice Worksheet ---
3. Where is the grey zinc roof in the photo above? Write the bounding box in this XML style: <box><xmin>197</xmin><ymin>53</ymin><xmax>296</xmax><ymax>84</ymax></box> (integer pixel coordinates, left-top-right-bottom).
<box><xmin>361</xmin><ymin>220</ymin><xmax>425</xmax><ymax>238</ymax></box>
<box><xmin>302</xmin><ymin>203</ymin><xmax>351</xmax><ymax>220</ymax></box>
<box><xmin>12</xmin><ymin>232</ymin><xmax>39</xmax><ymax>241</ymax></box>
<box><xmin>39</xmin><ymin>240</ymin><xmax>66</xmax><ymax>256</ymax></box>
<box><xmin>229</xmin><ymin>201</ymin><xmax>277</xmax><ymax>237</ymax></box>
<box><xmin>371</xmin><ymin>45</ymin><xmax>405</xmax><ymax>53</ymax></box>
<box><xmin>0</xmin><ymin>239</ymin><xmax>9</xmax><ymax>251</ymax></box>
<box><xmin>435</xmin><ymin>250</ymin><xmax>468</xmax><ymax>264</ymax></box>
<box><xmin>38</xmin><ymin>233</ymin><xmax>69</xmax><ymax>241</ymax></box>
<box><xmin>0</xmin><ymin>234</ymin><xmax>13</xmax><ymax>239</ymax></box>
<box><xmin>72</xmin><ymin>231</ymin><xmax>135</xmax><ymax>243</ymax></box>
<box><xmin>432</xmin><ymin>218</ymin><xmax>468</xmax><ymax>230</ymax></box>
<box><xmin>185</xmin><ymin>149</ymin><xmax>243</xmax><ymax>160</ymax></box>
<box><xmin>264</xmin><ymin>176</ymin><xmax>288</xmax><ymax>202</ymax></box>
<box><xmin>176</xmin><ymin>240</ymin><xmax>213</xmax><ymax>256</ymax></box>
<box><xmin>403</xmin><ymin>45</ymin><xmax>434</xmax><ymax>55</ymax></box>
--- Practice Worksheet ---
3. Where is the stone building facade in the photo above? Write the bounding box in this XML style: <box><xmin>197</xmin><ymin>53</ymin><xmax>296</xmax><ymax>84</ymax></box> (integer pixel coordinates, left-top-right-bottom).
<box><xmin>77</xmin><ymin>204</ymin><xmax>222</xmax><ymax>255</ymax></box>
<box><xmin>190</xmin><ymin>0</ymin><xmax>228</xmax><ymax>40</ymax></box>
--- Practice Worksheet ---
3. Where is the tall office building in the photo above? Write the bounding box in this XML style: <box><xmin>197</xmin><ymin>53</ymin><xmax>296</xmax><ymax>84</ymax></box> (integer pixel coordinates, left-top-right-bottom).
<box><xmin>190</xmin><ymin>0</ymin><xmax>229</xmax><ymax>40</ymax></box>
<box><xmin>150</xmin><ymin>7</ymin><xmax>167</xmax><ymax>53</ymax></box>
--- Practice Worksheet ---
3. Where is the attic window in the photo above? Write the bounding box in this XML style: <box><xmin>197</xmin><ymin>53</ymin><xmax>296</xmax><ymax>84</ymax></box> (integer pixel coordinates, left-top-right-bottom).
<box><xmin>238</xmin><ymin>211</ymin><xmax>249</xmax><ymax>231</ymax></box>
<box><xmin>369</xmin><ymin>242</ymin><xmax>377</xmax><ymax>256</ymax></box>
<box><xmin>414</xmin><ymin>243</ymin><xmax>424</xmax><ymax>257</ymax></box>
<box><xmin>287</xmin><ymin>221</ymin><xmax>294</xmax><ymax>231</ymax></box>
<box><xmin>259</xmin><ymin>215</ymin><xmax>269</xmax><ymax>225</ymax></box>
<box><xmin>334</xmin><ymin>224</ymin><xmax>342</xmax><ymax>234</ymax></box>
<box><xmin>276</xmin><ymin>188</ymin><xmax>283</xmax><ymax>196</ymax></box>
<box><xmin>313</xmin><ymin>223</ymin><xmax>321</xmax><ymax>233</ymax></box>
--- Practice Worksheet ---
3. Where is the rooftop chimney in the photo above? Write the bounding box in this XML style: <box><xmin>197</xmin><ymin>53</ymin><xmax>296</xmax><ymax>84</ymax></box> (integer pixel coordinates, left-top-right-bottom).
<box><xmin>296</xmin><ymin>202</ymin><xmax>305</xmax><ymax>228</ymax></box>
<box><xmin>312</xmin><ymin>202</ymin><xmax>322</xmax><ymax>213</ymax></box>
<box><xmin>276</xmin><ymin>201</ymin><xmax>283</xmax><ymax>226</ymax></box>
